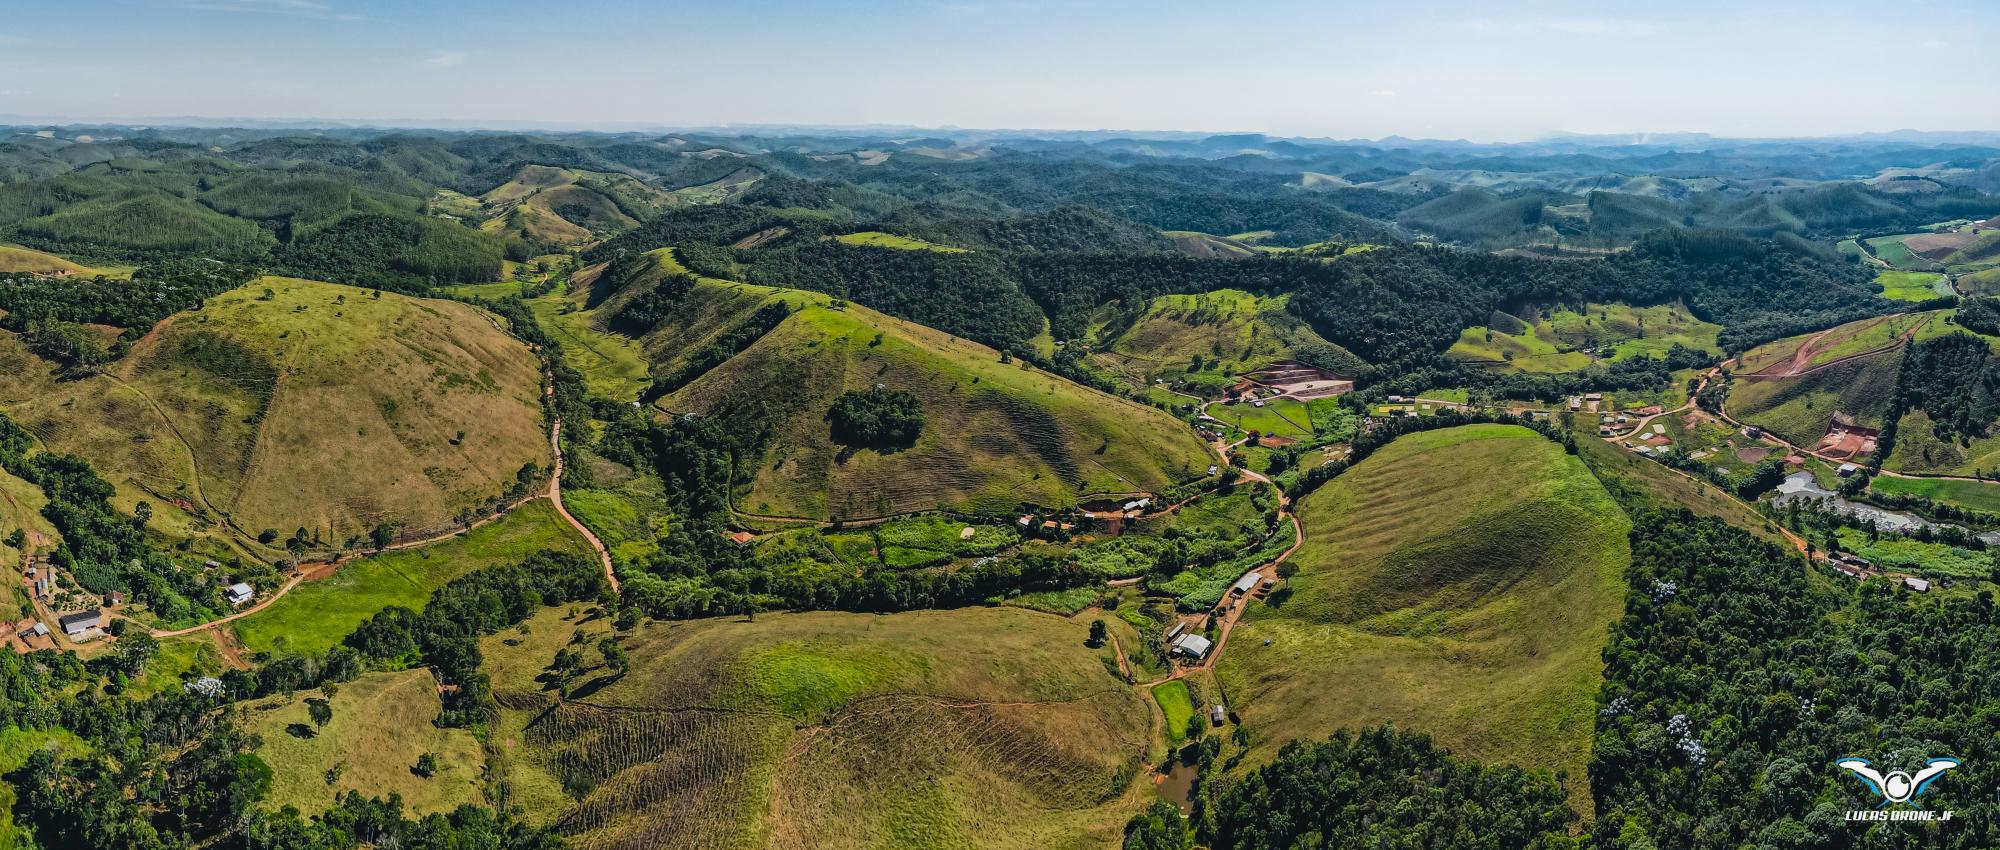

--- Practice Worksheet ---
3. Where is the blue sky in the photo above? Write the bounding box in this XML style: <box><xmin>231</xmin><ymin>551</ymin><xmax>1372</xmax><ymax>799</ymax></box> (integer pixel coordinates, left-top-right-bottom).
<box><xmin>2</xmin><ymin>0</ymin><xmax>1996</xmax><ymax>140</ymax></box>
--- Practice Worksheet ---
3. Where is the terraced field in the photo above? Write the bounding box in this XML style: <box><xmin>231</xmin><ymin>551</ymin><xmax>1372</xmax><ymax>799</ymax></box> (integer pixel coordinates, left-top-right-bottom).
<box><xmin>481</xmin><ymin>606</ymin><xmax>1152</xmax><ymax>850</ymax></box>
<box><xmin>0</xmin><ymin>277</ymin><xmax>551</xmax><ymax>548</ymax></box>
<box><xmin>1215</xmin><ymin>425</ymin><xmax>1629</xmax><ymax>814</ymax></box>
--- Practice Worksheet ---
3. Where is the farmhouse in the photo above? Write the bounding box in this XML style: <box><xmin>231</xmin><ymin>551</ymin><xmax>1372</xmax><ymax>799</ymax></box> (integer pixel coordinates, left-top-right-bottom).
<box><xmin>1904</xmin><ymin>577</ymin><xmax>1931</xmax><ymax>593</ymax></box>
<box><xmin>1166</xmin><ymin>621</ymin><xmax>1189</xmax><ymax>642</ymax></box>
<box><xmin>225</xmin><ymin>583</ymin><xmax>254</xmax><ymax>606</ymax></box>
<box><xmin>59</xmin><ymin>609</ymin><xmax>103</xmax><ymax>636</ymax></box>
<box><xmin>1817</xmin><ymin>414</ymin><xmax>1879</xmax><ymax>460</ymax></box>
<box><xmin>728</xmin><ymin>531</ymin><xmax>755</xmax><ymax>546</ymax></box>
<box><xmin>1836</xmin><ymin>463</ymin><xmax>1859</xmax><ymax>477</ymax></box>
<box><xmin>1210</xmin><ymin>704</ymin><xmax>1226</xmax><ymax>725</ymax></box>
<box><xmin>1171</xmin><ymin>633</ymin><xmax>1212</xmax><ymax>660</ymax></box>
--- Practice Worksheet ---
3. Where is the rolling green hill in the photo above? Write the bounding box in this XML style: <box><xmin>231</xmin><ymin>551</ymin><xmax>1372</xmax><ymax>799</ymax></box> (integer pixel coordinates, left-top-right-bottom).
<box><xmin>1215</xmin><ymin>425</ymin><xmax>1629</xmax><ymax>814</ymax></box>
<box><xmin>474</xmin><ymin>164</ymin><xmax>674</xmax><ymax>246</ymax></box>
<box><xmin>660</xmin><ymin>291</ymin><xmax>1213</xmax><ymax>520</ymax></box>
<box><xmin>0</xmin><ymin>277</ymin><xmax>551</xmax><ymax>548</ymax></box>
<box><xmin>480</xmin><ymin>605</ymin><xmax>1151</xmax><ymax>850</ymax></box>
<box><xmin>576</xmin><ymin>251</ymin><xmax>1212</xmax><ymax>521</ymax></box>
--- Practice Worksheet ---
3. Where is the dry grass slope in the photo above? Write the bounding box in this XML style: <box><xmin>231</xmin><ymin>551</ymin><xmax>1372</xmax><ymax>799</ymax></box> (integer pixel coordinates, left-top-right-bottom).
<box><xmin>481</xmin><ymin>606</ymin><xmax>1151</xmax><ymax>850</ymax></box>
<box><xmin>0</xmin><ymin>277</ymin><xmax>550</xmax><ymax>546</ymax></box>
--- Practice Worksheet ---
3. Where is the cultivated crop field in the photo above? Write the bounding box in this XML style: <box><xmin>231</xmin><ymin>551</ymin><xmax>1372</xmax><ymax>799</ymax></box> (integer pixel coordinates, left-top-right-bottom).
<box><xmin>480</xmin><ymin>605</ymin><xmax>1154</xmax><ymax>850</ymax></box>
<box><xmin>1215</xmin><ymin>425</ymin><xmax>1629</xmax><ymax>814</ymax></box>
<box><xmin>231</xmin><ymin>499</ymin><xmax>591</xmax><ymax>657</ymax></box>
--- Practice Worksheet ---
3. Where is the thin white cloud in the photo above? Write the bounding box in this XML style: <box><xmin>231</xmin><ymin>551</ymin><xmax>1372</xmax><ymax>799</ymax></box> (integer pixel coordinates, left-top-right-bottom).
<box><xmin>171</xmin><ymin>0</ymin><xmax>358</xmax><ymax>21</ymax></box>
<box><xmin>420</xmin><ymin>51</ymin><xmax>468</xmax><ymax>69</ymax></box>
<box><xmin>1920</xmin><ymin>39</ymin><xmax>1949</xmax><ymax>49</ymax></box>
<box><xmin>1456</xmin><ymin>17</ymin><xmax>1659</xmax><ymax>37</ymax></box>
<box><xmin>1370</xmin><ymin>89</ymin><xmax>1398</xmax><ymax>99</ymax></box>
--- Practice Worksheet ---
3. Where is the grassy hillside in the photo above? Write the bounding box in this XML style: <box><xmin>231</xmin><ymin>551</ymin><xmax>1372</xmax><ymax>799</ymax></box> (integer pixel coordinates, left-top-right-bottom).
<box><xmin>0</xmin><ymin>244</ymin><xmax>91</xmax><ymax>276</ymax></box>
<box><xmin>1883</xmin><ymin>408</ymin><xmax>2000</xmax><ymax>476</ymax></box>
<box><xmin>1573</xmin><ymin>433</ymin><xmax>1793</xmax><ymax>548</ymax></box>
<box><xmin>0</xmin><ymin>277</ymin><xmax>550</xmax><ymax>549</ymax></box>
<box><xmin>0</xmin><ymin>467</ymin><xmax>56</xmax><ymax>573</ymax></box>
<box><xmin>1087</xmin><ymin>289</ymin><xmax>1363</xmax><ymax>393</ymax></box>
<box><xmin>1726</xmin><ymin>312</ymin><xmax>1948</xmax><ymax>446</ymax></box>
<box><xmin>831</xmin><ymin>231</ymin><xmax>967</xmax><ymax>252</ymax></box>
<box><xmin>243</xmin><ymin>669</ymin><xmax>486</xmax><ymax>817</ymax></box>
<box><xmin>474</xmin><ymin>165</ymin><xmax>671</xmax><ymax>246</ymax></box>
<box><xmin>481</xmin><ymin>605</ymin><xmax>1151</xmax><ymax>850</ymax></box>
<box><xmin>662</xmin><ymin>293</ymin><xmax>1213</xmax><ymax>520</ymax></box>
<box><xmin>1448</xmin><ymin>302</ymin><xmax>1719</xmax><ymax>372</ymax></box>
<box><xmin>1215</xmin><ymin>425</ymin><xmax>1629</xmax><ymax>814</ymax></box>
<box><xmin>1728</xmin><ymin>353</ymin><xmax>1903</xmax><ymax>447</ymax></box>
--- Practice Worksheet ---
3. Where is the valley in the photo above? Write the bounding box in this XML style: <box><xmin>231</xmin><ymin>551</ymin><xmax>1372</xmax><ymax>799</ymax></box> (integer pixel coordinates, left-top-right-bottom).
<box><xmin>2</xmin><ymin>117</ymin><xmax>2000</xmax><ymax>850</ymax></box>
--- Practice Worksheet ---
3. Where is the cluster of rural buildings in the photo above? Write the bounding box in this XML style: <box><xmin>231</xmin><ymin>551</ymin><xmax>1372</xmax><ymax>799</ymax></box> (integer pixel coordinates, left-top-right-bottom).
<box><xmin>4</xmin><ymin>549</ymin><xmax>261</xmax><ymax>652</ymax></box>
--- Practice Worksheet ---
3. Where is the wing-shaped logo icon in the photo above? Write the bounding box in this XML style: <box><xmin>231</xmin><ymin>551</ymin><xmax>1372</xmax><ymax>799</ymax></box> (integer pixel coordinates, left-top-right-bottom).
<box><xmin>1909</xmin><ymin>758</ymin><xmax>1961</xmax><ymax>800</ymax></box>
<box><xmin>1837</xmin><ymin>757</ymin><xmax>1960</xmax><ymax>805</ymax></box>
<box><xmin>1836</xmin><ymin>758</ymin><xmax>1887</xmax><ymax>799</ymax></box>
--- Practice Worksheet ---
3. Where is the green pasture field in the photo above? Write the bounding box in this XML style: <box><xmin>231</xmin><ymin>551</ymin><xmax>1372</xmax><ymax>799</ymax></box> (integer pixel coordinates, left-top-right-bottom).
<box><xmin>230</xmin><ymin>500</ymin><xmax>591</xmax><ymax>658</ymax></box>
<box><xmin>1216</xmin><ymin>425</ymin><xmax>1628</xmax><ymax>815</ymax></box>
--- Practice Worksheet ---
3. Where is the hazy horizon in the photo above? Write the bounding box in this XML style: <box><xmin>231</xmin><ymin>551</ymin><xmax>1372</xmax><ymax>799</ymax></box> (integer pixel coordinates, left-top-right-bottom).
<box><xmin>6</xmin><ymin>0</ymin><xmax>1998</xmax><ymax>143</ymax></box>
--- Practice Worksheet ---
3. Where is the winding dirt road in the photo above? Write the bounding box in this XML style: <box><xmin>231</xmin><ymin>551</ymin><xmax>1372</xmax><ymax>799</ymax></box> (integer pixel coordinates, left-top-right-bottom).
<box><xmin>151</xmin><ymin>386</ymin><xmax>615</xmax><ymax>638</ymax></box>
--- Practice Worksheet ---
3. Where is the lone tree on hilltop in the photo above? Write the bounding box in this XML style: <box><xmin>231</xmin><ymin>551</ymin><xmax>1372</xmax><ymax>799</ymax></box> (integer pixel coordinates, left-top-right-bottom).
<box><xmin>827</xmin><ymin>387</ymin><xmax>924</xmax><ymax>449</ymax></box>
